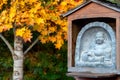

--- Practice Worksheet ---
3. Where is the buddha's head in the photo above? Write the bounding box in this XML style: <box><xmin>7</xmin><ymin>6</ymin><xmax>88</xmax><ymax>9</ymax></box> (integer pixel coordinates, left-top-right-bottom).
<box><xmin>95</xmin><ymin>32</ymin><xmax>105</xmax><ymax>45</ymax></box>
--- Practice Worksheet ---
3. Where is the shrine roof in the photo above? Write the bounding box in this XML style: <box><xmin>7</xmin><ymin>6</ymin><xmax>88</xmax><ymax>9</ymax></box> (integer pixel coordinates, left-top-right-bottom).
<box><xmin>61</xmin><ymin>0</ymin><xmax>120</xmax><ymax>17</ymax></box>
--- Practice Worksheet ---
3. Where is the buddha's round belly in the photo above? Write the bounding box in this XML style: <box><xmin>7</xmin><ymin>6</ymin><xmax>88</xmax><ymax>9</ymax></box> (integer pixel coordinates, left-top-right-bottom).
<box><xmin>94</xmin><ymin>49</ymin><xmax>104</xmax><ymax>56</ymax></box>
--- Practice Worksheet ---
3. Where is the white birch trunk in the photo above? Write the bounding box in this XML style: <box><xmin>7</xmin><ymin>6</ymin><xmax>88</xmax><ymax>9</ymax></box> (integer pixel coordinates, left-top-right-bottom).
<box><xmin>0</xmin><ymin>27</ymin><xmax>38</xmax><ymax>79</ymax></box>
<box><xmin>13</xmin><ymin>36</ymin><xmax>24</xmax><ymax>80</ymax></box>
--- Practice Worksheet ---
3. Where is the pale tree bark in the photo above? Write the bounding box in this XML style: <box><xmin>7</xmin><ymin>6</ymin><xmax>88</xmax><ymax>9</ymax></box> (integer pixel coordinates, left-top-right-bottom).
<box><xmin>0</xmin><ymin>33</ymin><xmax>23</xmax><ymax>80</ymax></box>
<box><xmin>12</xmin><ymin>35</ymin><xmax>39</xmax><ymax>80</ymax></box>
<box><xmin>0</xmin><ymin>30</ymin><xmax>38</xmax><ymax>80</ymax></box>
<box><xmin>13</xmin><ymin>35</ymin><xmax>38</xmax><ymax>80</ymax></box>
<box><xmin>24</xmin><ymin>36</ymin><xmax>39</xmax><ymax>55</ymax></box>
<box><xmin>0</xmin><ymin>34</ymin><xmax>14</xmax><ymax>55</ymax></box>
<box><xmin>13</xmin><ymin>36</ymin><xmax>24</xmax><ymax>80</ymax></box>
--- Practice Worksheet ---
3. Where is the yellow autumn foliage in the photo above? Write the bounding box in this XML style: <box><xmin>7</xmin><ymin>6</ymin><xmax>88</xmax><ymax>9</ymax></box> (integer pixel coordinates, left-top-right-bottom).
<box><xmin>16</xmin><ymin>27</ymin><xmax>26</xmax><ymax>37</ymax></box>
<box><xmin>0</xmin><ymin>0</ymin><xmax>84</xmax><ymax>49</ymax></box>
<box><xmin>16</xmin><ymin>27</ymin><xmax>32</xmax><ymax>42</ymax></box>
<box><xmin>0</xmin><ymin>0</ymin><xmax>7</xmax><ymax>9</ymax></box>
<box><xmin>22</xmin><ymin>29</ymin><xmax>32</xmax><ymax>42</ymax></box>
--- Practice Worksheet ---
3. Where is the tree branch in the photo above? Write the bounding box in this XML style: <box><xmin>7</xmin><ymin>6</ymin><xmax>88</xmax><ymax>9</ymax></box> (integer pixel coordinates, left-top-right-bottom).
<box><xmin>0</xmin><ymin>33</ymin><xmax>14</xmax><ymax>54</ymax></box>
<box><xmin>24</xmin><ymin>37</ymin><xmax>39</xmax><ymax>55</ymax></box>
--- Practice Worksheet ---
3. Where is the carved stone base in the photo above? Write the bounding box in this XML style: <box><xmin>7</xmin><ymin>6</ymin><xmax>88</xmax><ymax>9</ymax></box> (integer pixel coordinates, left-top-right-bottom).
<box><xmin>74</xmin><ymin>77</ymin><xmax>117</xmax><ymax>80</ymax></box>
<box><xmin>67</xmin><ymin>72</ymin><xmax>118</xmax><ymax>80</ymax></box>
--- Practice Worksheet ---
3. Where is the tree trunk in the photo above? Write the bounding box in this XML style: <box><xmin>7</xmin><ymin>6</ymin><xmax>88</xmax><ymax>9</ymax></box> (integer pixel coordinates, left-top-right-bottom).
<box><xmin>13</xmin><ymin>36</ymin><xmax>24</xmax><ymax>80</ymax></box>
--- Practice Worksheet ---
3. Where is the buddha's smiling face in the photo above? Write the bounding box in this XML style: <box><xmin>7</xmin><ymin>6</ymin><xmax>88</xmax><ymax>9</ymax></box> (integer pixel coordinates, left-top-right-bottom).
<box><xmin>95</xmin><ymin>32</ymin><xmax>104</xmax><ymax>45</ymax></box>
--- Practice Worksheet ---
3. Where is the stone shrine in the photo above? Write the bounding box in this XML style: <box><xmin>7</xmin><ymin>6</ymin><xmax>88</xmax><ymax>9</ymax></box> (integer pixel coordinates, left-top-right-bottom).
<box><xmin>61</xmin><ymin>0</ymin><xmax>120</xmax><ymax>80</ymax></box>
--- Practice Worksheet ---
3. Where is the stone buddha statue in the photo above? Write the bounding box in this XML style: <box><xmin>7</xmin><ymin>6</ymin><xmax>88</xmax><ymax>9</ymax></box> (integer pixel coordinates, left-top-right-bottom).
<box><xmin>79</xmin><ymin>32</ymin><xmax>113</xmax><ymax>67</ymax></box>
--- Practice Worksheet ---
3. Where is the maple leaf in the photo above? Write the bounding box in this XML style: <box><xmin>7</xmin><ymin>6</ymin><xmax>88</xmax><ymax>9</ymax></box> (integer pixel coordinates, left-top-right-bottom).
<box><xmin>41</xmin><ymin>29</ymin><xmax>48</xmax><ymax>36</ymax></box>
<box><xmin>62</xmin><ymin>26</ymin><xmax>68</xmax><ymax>32</ymax></box>
<box><xmin>16</xmin><ymin>27</ymin><xmax>32</xmax><ymax>42</ymax></box>
<box><xmin>60</xmin><ymin>1</ymin><xmax>67</xmax><ymax>6</ymax></box>
<box><xmin>49</xmin><ymin>36</ymin><xmax>56</xmax><ymax>43</ymax></box>
<box><xmin>49</xmin><ymin>27</ymin><xmax>56</xmax><ymax>33</ymax></box>
<box><xmin>39</xmin><ymin>36</ymin><xmax>47</xmax><ymax>44</ymax></box>
<box><xmin>55</xmin><ymin>40</ymin><xmax>64</xmax><ymax>49</ymax></box>
<box><xmin>16</xmin><ymin>27</ymin><xmax>26</xmax><ymax>37</ymax></box>
<box><xmin>35</xmin><ymin>18</ymin><xmax>44</xmax><ymax>25</ymax></box>
<box><xmin>23</xmin><ymin>29</ymin><xmax>32</xmax><ymax>42</ymax></box>
<box><xmin>5</xmin><ymin>24</ymin><xmax>12</xmax><ymax>30</ymax></box>
<box><xmin>9</xmin><ymin>6</ymin><xmax>16</xmax><ymax>22</ymax></box>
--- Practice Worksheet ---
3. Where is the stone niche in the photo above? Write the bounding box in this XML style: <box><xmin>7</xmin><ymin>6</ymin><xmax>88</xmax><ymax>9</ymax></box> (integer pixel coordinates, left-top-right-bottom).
<box><xmin>75</xmin><ymin>21</ymin><xmax>116</xmax><ymax>73</ymax></box>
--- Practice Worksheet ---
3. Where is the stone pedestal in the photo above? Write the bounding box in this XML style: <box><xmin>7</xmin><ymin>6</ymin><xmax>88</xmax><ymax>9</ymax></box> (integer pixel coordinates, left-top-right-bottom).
<box><xmin>74</xmin><ymin>77</ymin><xmax>117</xmax><ymax>80</ymax></box>
<box><xmin>67</xmin><ymin>72</ymin><xmax>118</xmax><ymax>80</ymax></box>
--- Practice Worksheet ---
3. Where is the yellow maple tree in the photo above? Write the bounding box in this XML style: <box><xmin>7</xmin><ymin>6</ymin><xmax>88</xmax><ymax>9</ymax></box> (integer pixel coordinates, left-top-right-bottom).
<box><xmin>0</xmin><ymin>0</ymin><xmax>83</xmax><ymax>49</ymax></box>
<box><xmin>0</xmin><ymin>0</ymin><xmax>84</xmax><ymax>79</ymax></box>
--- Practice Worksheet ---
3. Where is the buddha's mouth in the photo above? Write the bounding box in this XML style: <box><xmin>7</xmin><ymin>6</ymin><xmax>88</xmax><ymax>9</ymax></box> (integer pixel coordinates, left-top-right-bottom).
<box><xmin>96</xmin><ymin>40</ymin><xmax>104</xmax><ymax>44</ymax></box>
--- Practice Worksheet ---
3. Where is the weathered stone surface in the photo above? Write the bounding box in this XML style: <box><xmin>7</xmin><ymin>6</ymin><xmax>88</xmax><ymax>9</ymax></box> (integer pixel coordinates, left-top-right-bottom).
<box><xmin>75</xmin><ymin>22</ymin><xmax>116</xmax><ymax>71</ymax></box>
